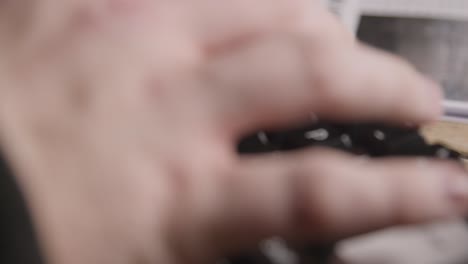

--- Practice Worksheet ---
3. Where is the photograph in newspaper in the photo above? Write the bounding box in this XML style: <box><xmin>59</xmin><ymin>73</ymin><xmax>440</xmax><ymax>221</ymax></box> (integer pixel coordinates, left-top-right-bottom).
<box><xmin>357</xmin><ymin>16</ymin><xmax>468</xmax><ymax>102</ymax></box>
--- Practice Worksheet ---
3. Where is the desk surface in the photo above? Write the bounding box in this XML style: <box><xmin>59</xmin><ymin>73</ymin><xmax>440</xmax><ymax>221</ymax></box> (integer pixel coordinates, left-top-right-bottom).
<box><xmin>422</xmin><ymin>121</ymin><xmax>468</xmax><ymax>156</ymax></box>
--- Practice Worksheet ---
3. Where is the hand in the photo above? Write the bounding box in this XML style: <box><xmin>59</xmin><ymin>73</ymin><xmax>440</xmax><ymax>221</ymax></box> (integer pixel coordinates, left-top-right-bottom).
<box><xmin>0</xmin><ymin>0</ymin><xmax>465</xmax><ymax>263</ymax></box>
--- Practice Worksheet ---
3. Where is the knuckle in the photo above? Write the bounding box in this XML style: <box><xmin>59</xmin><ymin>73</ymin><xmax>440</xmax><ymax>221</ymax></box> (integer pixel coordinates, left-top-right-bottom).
<box><xmin>287</xmin><ymin>150</ymin><xmax>346</xmax><ymax>232</ymax></box>
<box><xmin>310</xmin><ymin>61</ymin><xmax>344</xmax><ymax>103</ymax></box>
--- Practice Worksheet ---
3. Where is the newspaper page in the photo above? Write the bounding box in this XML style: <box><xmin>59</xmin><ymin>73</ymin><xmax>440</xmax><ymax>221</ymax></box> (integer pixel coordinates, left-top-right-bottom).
<box><xmin>326</xmin><ymin>0</ymin><xmax>468</xmax><ymax>122</ymax></box>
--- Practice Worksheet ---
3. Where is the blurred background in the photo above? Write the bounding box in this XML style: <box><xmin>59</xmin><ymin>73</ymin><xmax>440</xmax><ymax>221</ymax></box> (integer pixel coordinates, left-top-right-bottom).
<box><xmin>327</xmin><ymin>0</ymin><xmax>468</xmax><ymax>102</ymax></box>
<box><xmin>323</xmin><ymin>1</ymin><xmax>468</xmax><ymax>263</ymax></box>
<box><xmin>358</xmin><ymin>16</ymin><xmax>468</xmax><ymax>102</ymax></box>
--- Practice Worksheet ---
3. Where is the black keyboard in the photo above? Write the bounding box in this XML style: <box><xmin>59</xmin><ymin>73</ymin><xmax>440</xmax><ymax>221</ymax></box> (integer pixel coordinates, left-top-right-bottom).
<box><xmin>226</xmin><ymin>121</ymin><xmax>465</xmax><ymax>264</ymax></box>
<box><xmin>238</xmin><ymin>122</ymin><xmax>462</xmax><ymax>159</ymax></box>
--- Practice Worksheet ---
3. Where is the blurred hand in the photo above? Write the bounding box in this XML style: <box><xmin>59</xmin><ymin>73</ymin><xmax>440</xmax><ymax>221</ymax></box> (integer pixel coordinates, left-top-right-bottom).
<box><xmin>0</xmin><ymin>0</ymin><xmax>465</xmax><ymax>263</ymax></box>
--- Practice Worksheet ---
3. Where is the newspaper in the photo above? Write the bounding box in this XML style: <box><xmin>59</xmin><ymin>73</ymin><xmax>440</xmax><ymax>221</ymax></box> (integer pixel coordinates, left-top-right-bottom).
<box><xmin>324</xmin><ymin>0</ymin><xmax>468</xmax><ymax>123</ymax></box>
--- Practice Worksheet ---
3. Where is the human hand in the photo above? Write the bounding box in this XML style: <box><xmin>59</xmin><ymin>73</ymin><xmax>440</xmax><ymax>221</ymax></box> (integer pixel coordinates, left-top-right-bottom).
<box><xmin>0</xmin><ymin>0</ymin><xmax>465</xmax><ymax>263</ymax></box>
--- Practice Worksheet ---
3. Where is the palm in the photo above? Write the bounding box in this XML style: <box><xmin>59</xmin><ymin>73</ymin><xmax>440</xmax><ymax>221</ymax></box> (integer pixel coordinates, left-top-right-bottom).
<box><xmin>0</xmin><ymin>1</ymin><xmax>456</xmax><ymax>264</ymax></box>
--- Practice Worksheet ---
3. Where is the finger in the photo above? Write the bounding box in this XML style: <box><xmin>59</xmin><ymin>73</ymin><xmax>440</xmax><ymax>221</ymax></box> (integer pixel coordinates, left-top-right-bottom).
<box><xmin>204</xmin><ymin>34</ymin><xmax>443</xmax><ymax>135</ymax></box>
<box><xmin>187</xmin><ymin>0</ymin><xmax>332</xmax><ymax>54</ymax></box>
<box><xmin>210</xmin><ymin>149</ymin><xmax>468</xmax><ymax>254</ymax></box>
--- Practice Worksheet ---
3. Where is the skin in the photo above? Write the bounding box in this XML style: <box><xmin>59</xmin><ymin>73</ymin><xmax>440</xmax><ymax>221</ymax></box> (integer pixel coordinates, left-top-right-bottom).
<box><xmin>0</xmin><ymin>0</ymin><xmax>467</xmax><ymax>263</ymax></box>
